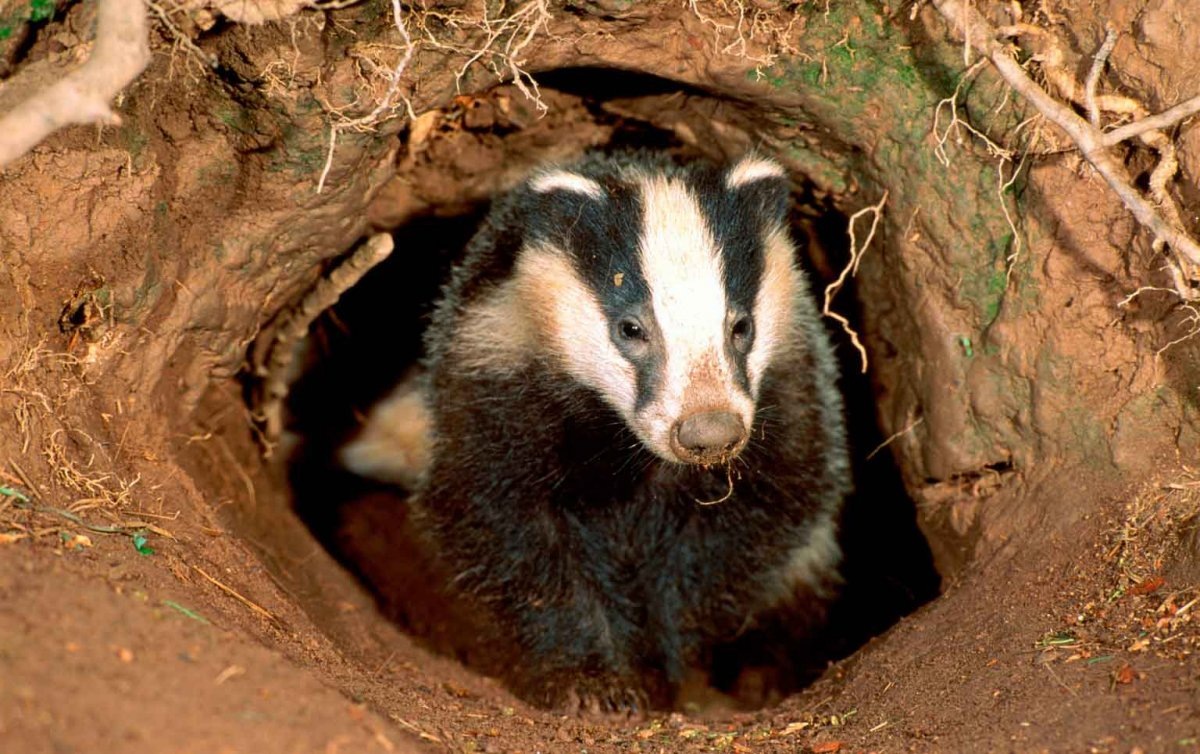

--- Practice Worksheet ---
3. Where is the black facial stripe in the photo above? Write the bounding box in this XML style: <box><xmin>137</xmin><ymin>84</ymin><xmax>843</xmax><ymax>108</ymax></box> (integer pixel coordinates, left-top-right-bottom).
<box><xmin>632</xmin><ymin>332</ymin><xmax>665</xmax><ymax>411</ymax></box>
<box><xmin>691</xmin><ymin>169</ymin><xmax>767</xmax><ymax>317</ymax></box>
<box><xmin>724</xmin><ymin>336</ymin><xmax>752</xmax><ymax>395</ymax></box>
<box><xmin>690</xmin><ymin>168</ymin><xmax>781</xmax><ymax>396</ymax></box>
<box><xmin>521</xmin><ymin>168</ymin><xmax>667</xmax><ymax>411</ymax></box>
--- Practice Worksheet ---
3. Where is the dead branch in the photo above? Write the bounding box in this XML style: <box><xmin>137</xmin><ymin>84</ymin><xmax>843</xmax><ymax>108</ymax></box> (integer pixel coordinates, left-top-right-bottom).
<box><xmin>1084</xmin><ymin>26</ymin><xmax>1117</xmax><ymax>128</ymax></box>
<box><xmin>0</xmin><ymin>0</ymin><xmax>151</xmax><ymax>170</ymax></box>
<box><xmin>1103</xmin><ymin>96</ymin><xmax>1200</xmax><ymax>148</ymax></box>
<box><xmin>250</xmin><ymin>233</ymin><xmax>395</xmax><ymax>454</ymax></box>
<box><xmin>932</xmin><ymin>0</ymin><xmax>1200</xmax><ymax>299</ymax></box>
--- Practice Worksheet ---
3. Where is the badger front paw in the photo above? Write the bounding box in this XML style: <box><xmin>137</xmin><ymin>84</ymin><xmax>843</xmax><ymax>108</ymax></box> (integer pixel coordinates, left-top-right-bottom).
<box><xmin>522</xmin><ymin>671</ymin><xmax>649</xmax><ymax>720</ymax></box>
<box><xmin>562</xmin><ymin>680</ymin><xmax>648</xmax><ymax>720</ymax></box>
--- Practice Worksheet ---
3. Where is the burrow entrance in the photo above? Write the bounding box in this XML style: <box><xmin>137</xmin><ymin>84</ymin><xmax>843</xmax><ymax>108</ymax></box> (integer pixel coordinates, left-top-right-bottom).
<box><xmin>272</xmin><ymin>69</ymin><xmax>940</xmax><ymax>712</ymax></box>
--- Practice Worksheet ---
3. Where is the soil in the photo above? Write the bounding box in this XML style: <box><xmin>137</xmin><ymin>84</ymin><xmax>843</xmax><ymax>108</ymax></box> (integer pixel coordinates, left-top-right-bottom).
<box><xmin>4</xmin><ymin>0</ymin><xmax>1200</xmax><ymax>752</ymax></box>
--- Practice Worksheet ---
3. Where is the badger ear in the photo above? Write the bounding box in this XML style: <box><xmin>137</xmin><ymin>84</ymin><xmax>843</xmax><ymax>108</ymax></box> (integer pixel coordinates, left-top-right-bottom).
<box><xmin>724</xmin><ymin>155</ymin><xmax>790</xmax><ymax>225</ymax></box>
<box><xmin>528</xmin><ymin>169</ymin><xmax>605</xmax><ymax>200</ymax></box>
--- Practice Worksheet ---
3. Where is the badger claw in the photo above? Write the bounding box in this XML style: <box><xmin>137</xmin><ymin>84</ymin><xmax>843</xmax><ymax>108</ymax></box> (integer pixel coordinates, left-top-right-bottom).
<box><xmin>523</xmin><ymin>671</ymin><xmax>649</xmax><ymax>720</ymax></box>
<box><xmin>562</xmin><ymin>682</ymin><xmax>648</xmax><ymax>721</ymax></box>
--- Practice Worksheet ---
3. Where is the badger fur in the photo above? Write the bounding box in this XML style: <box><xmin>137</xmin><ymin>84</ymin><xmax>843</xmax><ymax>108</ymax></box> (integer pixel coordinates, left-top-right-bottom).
<box><xmin>411</xmin><ymin>150</ymin><xmax>850</xmax><ymax>713</ymax></box>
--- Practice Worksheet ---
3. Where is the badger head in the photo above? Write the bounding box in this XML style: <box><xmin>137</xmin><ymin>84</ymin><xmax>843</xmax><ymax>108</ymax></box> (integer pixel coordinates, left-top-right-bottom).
<box><xmin>462</xmin><ymin>153</ymin><xmax>801</xmax><ymax>467</ymax></box>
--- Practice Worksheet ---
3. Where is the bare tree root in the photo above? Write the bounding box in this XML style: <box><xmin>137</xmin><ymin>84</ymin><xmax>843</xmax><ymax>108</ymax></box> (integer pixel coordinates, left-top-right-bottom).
<box><xmin>413</xmin><ymin>0</ymin><xmax>552</xmax><ymax>113</ymax></box>
<box><xmin>0</xmin><ymin>0</ymin><xmax>151</xmax><ymax>169</ymax></box>
<box><xmin>250</xmin><ymin>233</ymin><xmax>395</xmax><ymax>455</ymax></box>
<box><xmin>315</xmin><ymin>0</ymin><xmax>415</xmax><ymax>193</ymax></box>
<box><xmin>824</xmin><ymin>190</ymin><xmax>889</xmax><ymax>374</ymax></box>
<box><xmin>687</xmin><ymin>0</ymin><xmax>804</xmax><ymax>71</ymax></box>
<box><xmin>932</xmin><ymin>0</ymin><xmax>1200</xmax><ymax>301</ymax></box>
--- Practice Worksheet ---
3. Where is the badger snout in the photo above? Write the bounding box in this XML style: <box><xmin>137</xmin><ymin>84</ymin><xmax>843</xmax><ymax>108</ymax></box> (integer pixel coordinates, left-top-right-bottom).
<box><xmin>671</xmin><ymin>410</ymin><xmax>747</xmax><ymax>464</ymax></box>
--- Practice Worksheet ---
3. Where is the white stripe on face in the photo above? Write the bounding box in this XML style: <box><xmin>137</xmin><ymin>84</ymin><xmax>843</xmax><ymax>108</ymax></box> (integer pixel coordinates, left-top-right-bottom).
<box><xmin>515</xmin><ymin>244</ymin><xmax>638</xmax><ymax>416</ymax></box>
<box><xmin>635</xmin><ymin>175</ymin><xmax>754</xmax><ymax>461</ymax></box>
<box><xmin>747</xmin><ymin>226</ymin><xmax>800</xmax><ymax>394</ymax></box>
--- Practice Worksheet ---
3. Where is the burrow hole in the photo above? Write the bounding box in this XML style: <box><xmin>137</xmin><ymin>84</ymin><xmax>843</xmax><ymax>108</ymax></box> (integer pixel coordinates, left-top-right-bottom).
<box><xmin>281</xmin><ymin>69</ymin><xmax>940</xmax><ymax>712</ymax></box>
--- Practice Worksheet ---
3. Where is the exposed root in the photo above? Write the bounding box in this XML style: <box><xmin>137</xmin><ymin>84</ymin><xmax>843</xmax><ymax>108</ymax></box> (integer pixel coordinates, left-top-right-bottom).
<box><xmin>931</xmin><ymin>55</ymin><xmax>1030</xmax><ymax>287</ymax></box>
<box><xmin>823</xmin><ymin>190</ymin><xmax>889</xmax><ymax>374</ymax></box>
<box><xmin>1083</xmin><ymin>25</ymin><xmax>1118</xmax><ymax>129</ymax></box>
<box><xmin>932</xmin><ymin>0</ymin><xmax>1200</xmax><ymax>300</ymax></box>
<box><xmin>147</xmin><ymin>0</ymin><xmax>217</xmax><ymax>72</ymax></box>
<box><xmin>932</xmin><ymin>59</ymin><xmax>1005</xmax><ymax>168</ymax></box>
<box><xmin>316</xmin><ymin>0</ymin><xmax>416</xmax><ymax>193</ymax></box>
<box><xmin>0</xmin><ymin>0</ymin><xmax>151</xmax><ymax>168</ymax></box>
<box><xmin>687</xmin><ymin>0</ymin><xmax>804</xmax><ymax>72</ymax></box>
<box><xmin>250</xmin><ymin>233</ymin><xmax>395</xmax><ymax>455</ymax></box>
<box><xmin>413</xmin><ymin>0</ymin><xmax>552</xmax><ymax>115</ymax></box>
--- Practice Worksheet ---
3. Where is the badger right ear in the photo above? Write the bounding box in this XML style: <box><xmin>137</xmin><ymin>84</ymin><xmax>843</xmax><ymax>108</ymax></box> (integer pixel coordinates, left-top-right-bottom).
<box><xmin>724</xmin><ymin>155</ymin><xmax>790</xmax><ymax>225</ymax></box>
<box><xmin>528</xmin><ymin>169</ymin><xmax>605</xmax><ymax>200</ymax></box>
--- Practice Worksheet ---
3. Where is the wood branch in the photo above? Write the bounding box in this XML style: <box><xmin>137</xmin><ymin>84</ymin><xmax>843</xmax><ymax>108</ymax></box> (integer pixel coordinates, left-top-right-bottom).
<box><xmin>1084</xmin><ymin>27</ymin><xmax>1117</xmax><ymax>128</ymax></box>
<box><xmin>0</xmin><ymin>0</ymin><xmax>151</xmax><ymax>169</ymax></box>
<box><xmin>931</xmin><ymin>0</ymin><xmax>1200</xmax><ymax>290</ymax></box>
<box><xmin>1103</xmin><ymin>95</ymin><xmax>1200</xmax><ymax>147</ymax></box>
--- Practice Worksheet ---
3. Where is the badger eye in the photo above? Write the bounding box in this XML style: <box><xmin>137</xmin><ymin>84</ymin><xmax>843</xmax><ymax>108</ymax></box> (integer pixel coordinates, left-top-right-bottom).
<box><xmin>618</xmin><ymin>319</ymin><xmax>646</xmax><ymax>341</ymax></box>
<box><xmin>730</xmin><ymin>315</ymin><xmax>754</xmax><ymax>351</ymax></box>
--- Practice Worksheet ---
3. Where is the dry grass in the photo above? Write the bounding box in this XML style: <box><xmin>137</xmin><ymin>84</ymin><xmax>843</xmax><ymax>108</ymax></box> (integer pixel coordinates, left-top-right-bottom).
<box><xmin>1</xmin><ymin>337</ymin><xmax>158</xmax><ymax>543</ymax></box>
<box><xmin>1039</xmin><ymin>468</ymin><xmax>1200</xmax><ymax>680</ymax></box>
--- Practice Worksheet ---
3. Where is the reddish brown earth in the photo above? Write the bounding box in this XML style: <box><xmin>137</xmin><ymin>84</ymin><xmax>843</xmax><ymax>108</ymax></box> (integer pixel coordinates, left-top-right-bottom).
<box><xmin>4</xmin><ymin>0</ymin><xmax>1200</xmax><ymax>752</ymax></box>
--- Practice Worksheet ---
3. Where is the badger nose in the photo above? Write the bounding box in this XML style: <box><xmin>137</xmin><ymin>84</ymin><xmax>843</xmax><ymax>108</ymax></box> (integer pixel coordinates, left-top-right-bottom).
<box><xmin>672</xmin><ymin>411</ymin><xmax>747</xmax><ymax>464</ymax></box>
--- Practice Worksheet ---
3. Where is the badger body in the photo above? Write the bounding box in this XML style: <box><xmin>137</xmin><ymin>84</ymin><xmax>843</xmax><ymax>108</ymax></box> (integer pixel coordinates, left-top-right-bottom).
<box><xmin>415</xmin><ymin>150</ymin><xmax>850</xmax><ymax>713</ymax></box>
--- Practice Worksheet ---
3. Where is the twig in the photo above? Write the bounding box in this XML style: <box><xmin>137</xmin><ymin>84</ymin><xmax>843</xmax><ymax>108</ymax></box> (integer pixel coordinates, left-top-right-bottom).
<box><xmin>1084</xmin><ymin>26</ymin><xmax>1118</xmax><ymax>128</ymax></box>
<box><xmin>8</xmin><ymin>460</ymin><xmax>43</xmax><ymax>498</ymax></box>
<box><xmin>11</xmin><ymin>498</ymin><xmax>159</xmax><ymax>536</ymax></box>
<box><xmin>192</xmin><ymin>565</ymin><xmax>280</xmax><ymax>625</ymax></box>
<box><xmin>1041</xmin><ymin>657</ymin><xmax>1079</xmax><ymax>697</ymax></box>
<box><xmin>250</xmin><ymin>233</ymin><xmax>395</xmax><ymax>452</ymax></box>
<box><xmin>1102</xmin><ymin>95</ymin><xmax>1200</xmax><ymax>147</ymax></box>
<box><xmin>316</xmin><ymin>0</ymin><xmax>415</xmax><ymax>193</ymax></box>
<box><xmin>824</xmin><ymin>190</ymin><xmax>889</xmax><ymax>373</ymax></box>
<box><xmin>866</xmin><ymin>417</ymin><xmax>925</xmax><ymax>461</ymax></box>
<box><xmin>0</xmin><ymin>0</ymin><xmax>151</xmax><ymax>169</ymax></box>
<box><xmin>931</xmin><ymin>0</ymin><xmax>1200</xmax><ymax>299</ymax></box>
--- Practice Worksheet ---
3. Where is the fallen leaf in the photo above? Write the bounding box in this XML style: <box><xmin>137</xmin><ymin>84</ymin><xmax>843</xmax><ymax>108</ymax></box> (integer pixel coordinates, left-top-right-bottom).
<box><xmin>1130</xmin><ymin>576</ymin><xmax>1165</xmax><ymax>596</ymax></box>
<box><xmin>62</xmin><ymin>533</ymin><xmax>92</xmax><ymax>550</ymax></box>
<box><xmin>1115</xmin><ymin>663</ymin><xmax>1136</xmax><ymax>685</ymax></box>
<box><xmin>811</xmin><ymin>741</ymin><xmax>843</xmax><ymax>753</ymax></box>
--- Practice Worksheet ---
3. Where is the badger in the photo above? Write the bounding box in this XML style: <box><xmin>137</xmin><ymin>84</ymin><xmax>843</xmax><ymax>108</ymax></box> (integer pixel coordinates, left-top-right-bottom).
<box><xmin>386</xmin><ymin>150</ymin><xmax>850</xmax><ymax>714</ymax></box>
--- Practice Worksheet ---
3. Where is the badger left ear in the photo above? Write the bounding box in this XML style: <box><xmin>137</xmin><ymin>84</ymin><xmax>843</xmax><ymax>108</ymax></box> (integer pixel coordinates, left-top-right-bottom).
<box><xmin>724</xmin><ymin>155</ymin><xmax>790</xmax><ymax>225</ymax></box>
